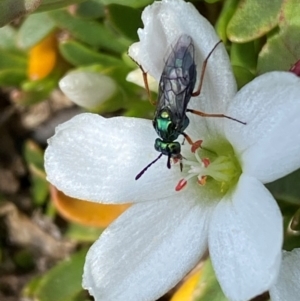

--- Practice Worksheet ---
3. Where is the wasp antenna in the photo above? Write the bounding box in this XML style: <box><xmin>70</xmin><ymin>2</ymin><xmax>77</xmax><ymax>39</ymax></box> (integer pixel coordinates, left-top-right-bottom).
<box><xmin>135</xmin><ymin>153</ymin><xmax>163</xmax><ymax>180</ymax></box>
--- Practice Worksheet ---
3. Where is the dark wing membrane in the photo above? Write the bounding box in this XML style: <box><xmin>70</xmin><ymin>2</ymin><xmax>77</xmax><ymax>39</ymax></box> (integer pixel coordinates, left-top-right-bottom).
<box><xmin>157</xmin><ymin>34</ymin><xmax>197</xmax><ymax>125</ymax></box>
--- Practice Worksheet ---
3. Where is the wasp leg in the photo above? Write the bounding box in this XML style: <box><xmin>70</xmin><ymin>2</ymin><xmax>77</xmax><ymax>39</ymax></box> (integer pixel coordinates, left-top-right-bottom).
<box><xmin>128</xmin><ymin>55</ymin><xmax>156</xmax><ymax>106</ymax></box>
<box><xmin>191</xmin><ymin>40</ymin><xmax>222</xmax><ymax>97</ymax></box>
<box><xmin>186</xmin><ymin>109</ymin><xmax>246</xmax><ymax>125</ymax></box>
<box><xmin>139</xmin><ymin>65</ymin><xmax>157</xmax><ymax>106</ymax></box>
<box><xmin>181</xmin><ymin>132</ymin><xmax>203</xmax><ymax>153</ymax></box>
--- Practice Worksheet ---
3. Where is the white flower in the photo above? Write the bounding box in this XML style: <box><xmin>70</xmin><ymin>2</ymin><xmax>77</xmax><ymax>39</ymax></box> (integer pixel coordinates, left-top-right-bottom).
<box><xmin>270</xmin><ymin>248</ymin><xmax>300</xmax><ymax>301</ymax></box>
<box><xmin>44</xmin><ymin>0</ymin><xmax>300</xmax><ymax>300</ymax></box>
<box><xmin>126</xmin><ymin>68</ymin><xmax>159</xmax><ymax>92</ymax></box>
<box><xmin>59</xmin><ymin>70</ymin><xmax>117</xmax><ymax>110</ymax></box>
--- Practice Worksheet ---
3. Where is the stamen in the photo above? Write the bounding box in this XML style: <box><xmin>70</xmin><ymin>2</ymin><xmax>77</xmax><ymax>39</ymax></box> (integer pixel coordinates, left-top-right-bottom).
<box><xmin>175</xmin><ymin>179</ymin><xmax>187</xmax><ymax>191</ymax></box>
<box><xmin>197</xmin><ymin>176</ymin><xmax>207</xmax><ymax>185</ymax></box>
<box><xmin>202</xmin><ymin>158</ymin><xmax>210</xmax><ymax>167</ymax></box>
<box><xmin>175</xmin><ymin>157</ymin><xmax>209</xmax><ymax>191</ymax></box>
<box><xmin>175</xmin><ymin>148</ymin><xmax>240</xmax><ymax>192</ymax></box>
<box><xmin>191</xmin><ymin>140</ymin><xmax>203</xmax><ymax>153</ymax></box>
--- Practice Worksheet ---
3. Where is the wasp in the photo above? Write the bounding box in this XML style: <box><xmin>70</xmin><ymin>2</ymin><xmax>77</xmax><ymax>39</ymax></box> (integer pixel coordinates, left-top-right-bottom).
<box><xmin>135</xmin><ymin>34</ymin><xmax>245</xmax><ymax>180</ymax></box>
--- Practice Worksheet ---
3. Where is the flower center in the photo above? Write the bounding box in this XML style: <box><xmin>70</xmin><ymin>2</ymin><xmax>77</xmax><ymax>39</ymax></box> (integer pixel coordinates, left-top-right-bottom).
<box><xmin>176</xmin><ymin>144</ymin><xmax>242</xmax><ymax>193</ymax></box>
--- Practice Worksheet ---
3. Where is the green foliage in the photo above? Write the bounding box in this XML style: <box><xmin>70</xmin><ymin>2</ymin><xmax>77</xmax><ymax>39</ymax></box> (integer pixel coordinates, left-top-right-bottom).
<box><xmin>215</xmin><ymin>0</ymin><xmax>239</xmax><ymax>42</ymax></box>
<box><xmin>36</xmin><ymin>0</ymin><xmax>86</xmax><ymax>13</ymax></box>
<box><xmin>48</xmin><ymin>9</ymin><xmax>127</xmax><ymax>53</ymax></box>
<box><xmin>258</xmin><ymin>0</ymin><xmax>300</xmax><ymax>73</ymax></box>
<box><xmin>0</xmin><ymin>49</ymin><xmax>27</xmax><ymax>69</ymax></box>
<box><xmin>75</xmin><ymin>0</ymin><xmax>105</xmax><ymax>19</ymax></box>
<box><xmin>227</xmin><ymin>0</ymin><xmax>282</xmax><ymax>42</ymax></box>
<box><xmin>21</xmin><ymin>74</ymin><xmax>61</xmax><ymax>104</ymax></box>
<box><xmin>230</xmin><ymin>41</ymin><xmax>257</xmax><ymax>87</ymax></box>
<box><xmin>4</xmin><ymin>0</ymin><xmax>298</xmax><ymax>109</ymax></box>
<box><xmin>231</xmin><ymin>65</ymin><xmax>254</xmax><ymax>89</ymax></box>
<box><xmin>24</xmin><ymin>141</ymin><xmax>49</xmax><ymax>205</ymax></box>
<box><xmin>0</xmin><ymin>69</ymin><xmax>27</xmax><ymax>86</ymax></box>
<box><xmin>215</xmin><ymin>0</ymin><xmax>300</xmax><ymax>77</ymax></box>
<box><xmin>23</xmin><ymin>249</ymin><xmax>88</xmax><ymax>301</ymax></box>
<box><xmin>17</xmin><ymin>12</ymin><xmax>56</xmax><ymax>49</ymax></box>
<box><xmin>267</xmin><ymin>170</ymin><xmax>300</xmax><ymax>251</ymax></box>
<box><xmin>0</xmin><ymin>25</ymin><xmax>18</xmax><ymax>50</ymax></box>
<box><xmin>65</xmin><ymin>223</ymin><xmax>103</xmax><ymax>242</ymax></box>
<box><xmin>0</xmin><ymin>45</ymin><xmax>27</xmax><ymax>86</ymax></box>
<box><xmin>267</xmin><ymin>169</ymin><xmax>300</xmax><ymax>206</ymax></box>
<box><xmin>97</xmin><ymin>0</ymin><xmax>152</xmax><ymax>8</ymax></box>
<box><xmin>107</xmin><ymin>4</ymin><xmax>143</xmax><ymax>41</ymax></box>
<box><xmin>195</xmin><ymin>258</ymin><xmax>229</xmax><ymax>301</ymax></box>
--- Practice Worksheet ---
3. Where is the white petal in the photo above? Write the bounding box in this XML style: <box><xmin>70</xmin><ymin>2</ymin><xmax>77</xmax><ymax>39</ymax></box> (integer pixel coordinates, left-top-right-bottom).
<box><xmin>270</xmin><ymin>249</ymin><xmax>300</xmax><ymax>301</ymax></box>
<box><xmin>128</xmin><ymin>0</ymin><xmax>237</xmax><ymax>140</ymax></box>
<box><xmin>83</xmin><ymin>197</ymin><xmax>212</xmax><ymax>301</ymax></box>
<box><xmin>59</xmin><ymin>71</ymin><xmax>117</xmax><ymax>110</ymax></box>
<box><xmin>209</xmin><ymin>174</ymin><xmax>283</xmax><ymax>301</ymax></box>
<box><xmin>45</xmin><ymin>113</ymin><xmax>188</xmax><ymax>203</ymax></box>
<box><xmin>225</xmin><ymin>72</ymin><xmax>300</xmax><ymax>183</ymax></box>
<box><xmin>126</xmin><ymin>68</ymin><xmax>158</xmax><ymax>92</ymax></box>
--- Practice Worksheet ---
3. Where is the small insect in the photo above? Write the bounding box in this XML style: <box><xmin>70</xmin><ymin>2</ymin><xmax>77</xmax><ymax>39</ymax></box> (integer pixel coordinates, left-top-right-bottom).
<box><xmin>135</xmin><ymin>34</ymin><xmax>245</xmax><ymax>180</ymax></box>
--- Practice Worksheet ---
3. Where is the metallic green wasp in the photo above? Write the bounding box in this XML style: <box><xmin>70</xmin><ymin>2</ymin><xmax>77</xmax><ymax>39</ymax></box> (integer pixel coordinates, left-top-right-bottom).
<box><xmin>135</xmin><ymin>34</ymin><xmax>245</xmax><ymax>180</ymax></box>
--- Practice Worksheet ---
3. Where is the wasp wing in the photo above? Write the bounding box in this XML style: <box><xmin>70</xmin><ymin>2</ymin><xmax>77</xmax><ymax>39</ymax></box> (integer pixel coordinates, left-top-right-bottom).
<box><xmin>157</xmin><ymin>34</ymin><xmax>197</xmax><ymax>127</ymax></box>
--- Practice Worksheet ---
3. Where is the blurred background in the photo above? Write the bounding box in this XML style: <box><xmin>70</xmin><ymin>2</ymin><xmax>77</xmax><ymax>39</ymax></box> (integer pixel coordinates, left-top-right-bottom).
<box><xmin>0</xmin><ymin>0</ymin><xmax>300</xmax><ymax>300</ymax></box>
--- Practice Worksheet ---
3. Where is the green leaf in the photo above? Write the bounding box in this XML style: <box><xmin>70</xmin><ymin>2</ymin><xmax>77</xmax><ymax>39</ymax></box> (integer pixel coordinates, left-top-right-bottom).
<box><xmin>22</xmin><ymin>76</ymin><xmax>57</xmax><ymax>93</ymax></box>
<box><xmin>124</xmin><ymin>98</ymin><xmax>153</xmax><ymax>119</ymax></box>
<box><xmin>30</xmin><ymin>167</ymin><xmax>49</xmax><ymax>206</ymax></box>
<box><xmin>24</xmin><ymin>140</ymin><xmax>45</xmax><ymax>170</ymax></box>
<box><xmin>194</xmin><ymin>258</ymin><xmax>229</xmax><ymax>301</ymax></box>
<box><xmin>17</xmin><ymin>12</ymin><xmax>56</xmax><ymax>49</ymax></box>
<box><xmin>267</xmin><ymin>168</ymin><xmax>300</xmax><ymax>205</ymax></box>
<box><xmin>0</xmin><ymin>49</ymin><xmax>27</xmax><ymax>69</ymax></box>
<box><xmin>279</xmin><ymin>0</ymin><xmax>300</xmax><ymax>28</ymax></box>
<box><xmin>0</xmin><ymin>30</ymin><xmax>28</xmax><ymax>86</ymax></box>
<box><xmin>36</xmin><ymin>0</ymin><xmax>85</xmax><ymax>12</ymax></box>
<box><xmin>75</xmin><ymin>0</ymin><xmax>105</xmax><ymax>19</ymax></box>
<box><xmin>59</xmin><ymin>40</ymin><xmax>123</xmax><ymax>67</ymax></box>
<box><xmin>107</xmin><ymin>4</ymin><xmax>142</xmax><ymax>41</ymax></box>
<box><xmin>22</xmin><ymin>276</ymin><xmax>43</xmax><ymax>297</ymax></box>
<box><xmin>231</xmin><ymin>65</ymin><xmax>255</xmax><ymax>89</ymax></box>
<box><xmin>19</xmin><ymin>76</ymin><xmax>58</xmax><ymax>105</ymax></box>
<box><xmin>230</xmin><ymin>41</ymin><xmax>257</xmax><ymax>74</ymax></box>
<box><xmin>24</xmin><ymin>140</ymin><xmax>48</xmax><ymax>205</ymax></box>
<box><xmin>0</xmin><ymin>69</ymin><xmax>26</xmax><ymax>86</ymax></box>
<box><xmin>65</xmin><ymin>223</ymin><xmax>103</xmax><ymax>242</ymax></box>
<box><xmin>0</xmin><ymin>0</ymin><xmax>40</xmax><ymax>27</ymax></box>
<box><xmin>0</xmin><ymin>25</ymin><xmax>18</xmax><ymax>50</ymax></box>
<box><xmin>258</xmin><ymin>0</ymin><xmax>300</xmax><ymax>73</ymax></box>
<box><xmin>98</xmin><ymin>0</ymin><xmax>152</xmax><ymax>8</ymax></box>
<box><xmin>215</xmin><ymin>0</ymin><xmax>239</xmax><ymax>43</ymax></box>
<box><xmin>48</xmin><ymin>9</ymin><xmax>126</xmax><ymax>53</ymax></box>
<box><xmin>23</xmin><ymin>249</ymin><xmax>88</xmax><ymax>301</ymax></box>
<box><xmin>257</xmin><ymin>26</ymin><xmax>300</xmax><ymax>73</ymax></box>
<box><xmin>227</xmin><ymin>0</ymin><xmax>282</xmax><ymax>42</ymax></box>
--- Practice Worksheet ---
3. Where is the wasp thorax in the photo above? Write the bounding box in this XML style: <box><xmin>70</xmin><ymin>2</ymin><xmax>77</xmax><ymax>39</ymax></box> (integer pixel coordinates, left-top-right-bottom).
<box><xmin>153</xmin><ymin>108</ymin><xmax>181</xmax><ymax>142</ymax></box>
